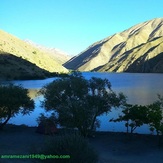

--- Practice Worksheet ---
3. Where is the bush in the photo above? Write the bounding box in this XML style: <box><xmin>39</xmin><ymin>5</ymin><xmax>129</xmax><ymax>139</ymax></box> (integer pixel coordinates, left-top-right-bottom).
<box><xmin>37</xmin><ymin>133</ymin><xmax>98</xmax><ymax>163</ymax></box>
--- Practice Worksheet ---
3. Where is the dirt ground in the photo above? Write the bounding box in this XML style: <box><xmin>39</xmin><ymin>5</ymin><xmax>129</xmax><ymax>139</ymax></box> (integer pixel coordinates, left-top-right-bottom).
<box><xmin>0</xmin><ymin>125</ymin><xmax>163</xmax><ymax>163</ymax></box>
<box><xmin>90</xmin><ymin>132</ymin><xmax>163</xmax><ymax>163</ymax></box>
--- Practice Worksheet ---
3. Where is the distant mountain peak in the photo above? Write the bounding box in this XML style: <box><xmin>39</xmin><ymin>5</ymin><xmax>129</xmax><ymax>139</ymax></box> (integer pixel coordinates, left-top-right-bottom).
<box><xmin>24</xmin><ymin>39</ymin><xmax>71</xmax><ymax>64</ymax></box>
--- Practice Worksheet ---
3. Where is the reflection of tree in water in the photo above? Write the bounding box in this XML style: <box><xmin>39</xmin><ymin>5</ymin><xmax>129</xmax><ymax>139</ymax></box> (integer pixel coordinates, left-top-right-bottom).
<box><xmin>28</xmin><ymin>89</ymin><xmax>40</xmax><ymax>99</ymax></box>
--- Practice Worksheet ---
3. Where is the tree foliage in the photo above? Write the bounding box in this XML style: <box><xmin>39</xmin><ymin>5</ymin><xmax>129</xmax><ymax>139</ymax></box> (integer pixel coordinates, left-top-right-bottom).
<box><xmin>0</xmin><ymin>84</ymin><xmax>34</xmax><ymax>129</ymax></box>
<box><xmin>110</xmin><ymin>94</ymin><xmax>163</xmax><ymax>136</ymax></box>
<box><xmin>41</xmin><ymin>72</ymin><xmax>126</xmax><ymax>136</ymax></box>
<box><xmin>147</xmin><ymin>95</ymin><xmax>163</xmax><ymax>136</ymax></box>
<box><xmin>110</xmin><ymin>104</ymin><xmax>149</xmax><ymax>133</ymax></box>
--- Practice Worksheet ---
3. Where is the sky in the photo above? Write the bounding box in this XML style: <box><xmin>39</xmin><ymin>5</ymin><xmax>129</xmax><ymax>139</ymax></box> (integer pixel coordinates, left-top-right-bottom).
<box><xmin>0</xmin><ymin>0</ymin><xmax>163</xmax><ymax>56</ymax></box>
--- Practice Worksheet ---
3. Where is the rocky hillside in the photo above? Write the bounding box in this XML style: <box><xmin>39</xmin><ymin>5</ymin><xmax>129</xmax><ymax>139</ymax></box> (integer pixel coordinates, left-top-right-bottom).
<box><xmin>64</xmin><ymin>18</ymin><xmax>163</xmax><ymax>73</ymax></box>
<box><xmin>0</xmin><ymin>30</ymin><xmax>68</xmax><ymax>79</ymax></box>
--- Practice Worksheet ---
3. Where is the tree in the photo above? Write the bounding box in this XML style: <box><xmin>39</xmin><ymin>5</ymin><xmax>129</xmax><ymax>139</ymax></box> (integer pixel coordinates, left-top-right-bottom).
<box><xmin>41</xmin><ymin>72</ymin><xmax>126</xmax><ymax>136</ymax></box>
<box><xmin>147</xmin><ymin>95</ymin><xmax>163</xmax><ymax>146</ymax></box>
<box><xmin>0</xmin><ymin>84</ymin><xmax>34</xmax><ymax>129</ymax></box>
<box><xmin>110</xmin><ymin>104</ymin><xmax>149</xmax><ymax>134</ymax></box>
<box><xmin>146</xmin><ymin>95</ymin><xmax>163</xmax><ymax>146</ymax></box>
<box><xmin>148</xmin><ymin>103</ymin><xmax>163</xmax><ymax>136</ymax></box>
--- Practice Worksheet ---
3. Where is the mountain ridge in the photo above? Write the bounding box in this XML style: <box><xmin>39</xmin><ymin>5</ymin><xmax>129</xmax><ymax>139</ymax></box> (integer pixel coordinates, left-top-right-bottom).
<box><xmin>0</xmin><ymin>30</ymin><xmax>68</xmax><ymax>80</ymax></box>
<box><xmin>64</xmin><ymin>17</ymin><xmax>163</xmax><ymax>73</ymax></box>
<box><xmin>24</xmin><ymin>39</ymin><xmax>71</xmax><ymax>64</ymax></box>
<box><xmin>0</xmin><ymin>30</ymin><xmax>68</xmax><ymax>74</ymax></box>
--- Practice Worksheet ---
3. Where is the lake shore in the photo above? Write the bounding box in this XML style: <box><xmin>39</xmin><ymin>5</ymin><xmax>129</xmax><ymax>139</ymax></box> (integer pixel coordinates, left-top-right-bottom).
<box><xmin>0</xmin><ymin>125</ymin><xmax>163</xmax><ymax>163</ymax></box>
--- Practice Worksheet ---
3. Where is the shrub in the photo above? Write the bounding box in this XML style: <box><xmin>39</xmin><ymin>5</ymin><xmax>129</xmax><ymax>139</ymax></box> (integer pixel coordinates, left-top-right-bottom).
<box><xmin>32</xmin><ymin>51</ymin><xmax>37</xmax><ymax>54</ymax></box>
<box><xmin>37</xmin><ymin>133</ymin><xmax>98</xmax><ymax>163</ymax></box>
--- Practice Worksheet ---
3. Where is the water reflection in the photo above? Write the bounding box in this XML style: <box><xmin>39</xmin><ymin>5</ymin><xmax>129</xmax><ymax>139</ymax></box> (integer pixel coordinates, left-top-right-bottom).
<box><xmin>28</xmin><ymin>89</ymin><xmax>40</xmax><ymax>99</ymax></box>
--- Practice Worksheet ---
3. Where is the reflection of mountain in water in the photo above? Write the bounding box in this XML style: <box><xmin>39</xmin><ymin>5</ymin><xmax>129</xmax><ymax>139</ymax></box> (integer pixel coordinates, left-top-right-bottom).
<box><xmin>28</xmin><ymin>89</ymin><xmax>40</xmax><ymax>99</ymax></box>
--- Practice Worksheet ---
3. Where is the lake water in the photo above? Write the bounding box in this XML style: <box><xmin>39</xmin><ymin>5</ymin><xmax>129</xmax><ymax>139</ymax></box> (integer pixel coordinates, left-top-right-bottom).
<box><xmin>6</xmin><ymin>72</ymin><xmax>163</xmax><ymax>134</ymax></box>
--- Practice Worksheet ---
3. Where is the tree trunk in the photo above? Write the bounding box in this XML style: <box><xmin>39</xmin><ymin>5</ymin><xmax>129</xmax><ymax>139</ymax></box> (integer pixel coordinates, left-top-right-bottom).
<box><xmin>126</xmin><ymin>121</ymin><xmax>129</xmax><ymax>133</ymax></box>
<box><xmin>90</xmin><ymin>114</ymin><xmax>97</xmax><ymax>131</ymax></box>
<box><xmin>131</xmin><ymin>126</ymin><xmax>137</xmax><ymax>134</ymax></box>
<box><xmin>0</xmin><ymin>113</ymin><xmax>11</xmax><ymax>130</ymax></box>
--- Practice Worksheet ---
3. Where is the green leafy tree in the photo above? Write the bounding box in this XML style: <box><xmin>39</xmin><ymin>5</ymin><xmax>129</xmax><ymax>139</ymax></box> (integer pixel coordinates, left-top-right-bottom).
<box><xmin>148</xmin><ymin>103</ymin><xmax>163</xmax><ymax>136</ymax></box>
<box><xmin>110</xmin><ymin>104</ymin><xmax>149</xmax><ymax>134</ymax></box>
<box><xmin>0</xmin><ymin>84</ymin><xmax>34</xmax><ymax>129</ymax></box>
<box><xmin>41</xmin><ymin>72</ymin><xmax>126</xmax><ymax>136</ymax></box>
<box><xmin>146</xmin><ymin>95</ymin><xmax>163</xmax><ymax>146</ymax></box>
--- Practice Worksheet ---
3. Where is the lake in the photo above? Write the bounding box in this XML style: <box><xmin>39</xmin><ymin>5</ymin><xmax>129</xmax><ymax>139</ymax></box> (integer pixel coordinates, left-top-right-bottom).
<box><xmin>6</xmin><ymin>72</ymin><xmax>163</xmax><ymax>134</ymax></box>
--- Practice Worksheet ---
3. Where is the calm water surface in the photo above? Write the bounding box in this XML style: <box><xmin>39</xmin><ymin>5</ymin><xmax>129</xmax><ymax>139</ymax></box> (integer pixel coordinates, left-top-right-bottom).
<box><xmin>7</xmin><ymin>72</ymin><xmax>163</xmax><ymax>134</ymax></box>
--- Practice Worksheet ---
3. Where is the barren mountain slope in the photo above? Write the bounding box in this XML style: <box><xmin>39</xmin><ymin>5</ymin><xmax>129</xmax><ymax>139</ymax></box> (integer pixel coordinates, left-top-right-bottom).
<box><xmin>64</xmin><ymin>18</ymin><xmax>163</xmax><ymax>72</ymax></box>
<box><xmin>0</xmin><ymin>30</ymin><xmax>68</xmax><ymax>73</ymax></box>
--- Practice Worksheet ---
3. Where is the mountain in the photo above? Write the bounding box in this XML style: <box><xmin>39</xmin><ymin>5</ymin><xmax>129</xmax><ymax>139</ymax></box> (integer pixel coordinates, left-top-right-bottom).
<box><xmin>24</xmin><ymin>40</ymin><xmax>71</xmax><ymax>64</ymax></box>
<box><xmin>64</xmin><ymin>18</ymin><xmax>163</xmax><ymax>73</ymax></box>
<box><xmin>0</xmin><ymin>30</ymin><xmax>68</xmax><ymax>80</ymax></box>
<box><xmin>0</xmin><ymin>52</ymin><xmax>54</xmax><ymax>80</ymax></box>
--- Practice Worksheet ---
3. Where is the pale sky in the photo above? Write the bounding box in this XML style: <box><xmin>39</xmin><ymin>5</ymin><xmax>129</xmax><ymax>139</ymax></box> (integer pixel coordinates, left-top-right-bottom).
<box><xmin>1</xmin><ymin>0</ymin><xmax>163</xmax><ymax>55</ymax></box>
